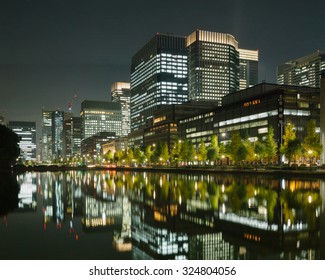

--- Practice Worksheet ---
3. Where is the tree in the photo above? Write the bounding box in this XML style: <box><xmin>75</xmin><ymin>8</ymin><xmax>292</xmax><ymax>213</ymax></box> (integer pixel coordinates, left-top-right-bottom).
<box><xmin>160</xmin><ymin>143</ymin><xmax>170</xmax><ymax>163</ymax></box>
<box><xmin>180</xmin><ymin>139</ymin><xmax>195</xmax><ymax>164</ymax></box>
<box><xmin>197</xmin><ymin>140</ymin><xmax>207</xmax><ymax>164</ymax></box>
<box><xmin>171</xmin><ymin>139</ymin><xmax>182</xmax><ymax>166</ymax></box>
<box><xmin>287</xmin><ymin>139</ymin><xmax>302</xmax><ymax>165</ymax></box>
<box><xmin>0</xmin><ymin>124</ymin><xmax>20</xmax><ymax>170</ymax></box>
<box><xmin>226</xmin><ymin>131</ymin><xmax>243</xmax><ymax>164</ymax></box>
<box><xmin>207</xmin><ymin>135</ymin><xmax>219</xmax><ymax>164</ymax></box>
<box><xmin>280</xmin><ymin>123</ymin><xmax>297</xmax><ymax>165</ymax></box>
<box><xmin>104</xmin><ymin>150</ymin><xmax>113</xmax><ymax>163</ymax></box>
<box><xmin>133</xmin><ymin>146</ymin><xmax>142</xmax><ymax>164</ymax></box>
<box><xmin>303</xmin><ymin>119</ymin><xmax>322</xmax><ymax>165</ymax></box>
<box><xmin>264</xmin><ymin>126</ymin><xmax>278</xmax><ymax>164</ymax></box>
<box><xmin>144</xmin><ymin>145</ymin><xmax>153</xmax><ymax>164</ymax></box>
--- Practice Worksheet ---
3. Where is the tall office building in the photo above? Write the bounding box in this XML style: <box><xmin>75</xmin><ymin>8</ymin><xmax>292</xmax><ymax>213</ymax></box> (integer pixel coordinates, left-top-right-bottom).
<box><xmin>8</xmin><ymin>121</ymin><xmax>37</xmax><ymax>161</ymax></box>
<box><xmin>80</xmin><ymin>100</ymin><xmax>122</xmax><ymax>140</ymax></box>
<box><xmin>239</xmin><ymin>48</ymin><xmax>259</xmax><ymax>90</ymax></box>
<box><xmin>52</xmin><ymin>110</ymin><xmax>64</xmax><ymax>160</ymax></box>
<box><xmin>41</xmin><ymin>109</ymin><xmax>53</xmax><ymax>163</ymax></box>
<box><xmin>111</xmin><ymin>82</ymin><xmax>131</xmax><ymax>136</ymax></box>
<box><xmin>187</xmin><ymin>30</ymin><xmax>240</xmax><ymax>104</ymax></box>
<box><xmin>186</xmin><ymin>30</ymin><xmax>258</xmax><ymax>105</ymax></box>
<box><xmin>277</xmin><ymin>51</ymin><xmax>325</xmax><ymax>87</ymax></box>
<box><xmin>130</xmin><ymin>33</ymin><xmax>188</xmax><ymax>132</ymax></box>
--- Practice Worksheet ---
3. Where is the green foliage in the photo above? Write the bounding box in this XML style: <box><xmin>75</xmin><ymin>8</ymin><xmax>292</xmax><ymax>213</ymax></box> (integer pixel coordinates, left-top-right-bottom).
<box><xmin>303</xmin><ymin>119</ymin><xmax>322</xmax><ymax>163</ymax></box>
<box><xmin>226</xmin><ymin>131</ymin><xmax>244</xmax><ymax>164</ymax></box>
<box><xmin>280</xmin><ymin>123</ymin><xmax>299</xmax><ymax>165</ymax></box>
<box><xmin>197</xmin><ymin>140</ymin><xmax>207</xmax><ymax>162</ymax></box>
<box><xmin>160</xmin><ymin>143</ymin><xmax>170</xmax><ymax>162</ymax></box>
<box><xmin>0</xmin><ymin>124</ymin><xmax>20</xmax><ymax>170</ymax></box>
<box><xmin>264</xmin><ymin>126</ymin><xmax>278</xmax><ymax>163</ymax></box>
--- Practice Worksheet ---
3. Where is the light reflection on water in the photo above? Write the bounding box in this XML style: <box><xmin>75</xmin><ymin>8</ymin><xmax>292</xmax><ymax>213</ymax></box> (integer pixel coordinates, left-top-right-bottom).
<box><xmin>0</xmin><ymin>170</ymin><xmax>323</xmax><ymax>260</ymax></box>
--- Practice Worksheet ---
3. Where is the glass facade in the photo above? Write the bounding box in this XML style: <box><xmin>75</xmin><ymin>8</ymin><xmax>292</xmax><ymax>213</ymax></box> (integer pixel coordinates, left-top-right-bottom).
<box><xmin>130</xmin><ymin>33</ymin><xmax>188</xmax><ymax>133</ymax></box>
<box><xmin>111</xmin><ymin>82</ymin><xmax>131</xmax><ymax>137</ymax></box>
<box><xmin>8</xmin><ymin>121</ymin><xmax>36</xmax><ymax>161</ymax></box>
<box><xmin>52</xmin><ymin>110</ymin><xmax>64</xmax><ymax>159</ymax></box>
<box><xmin>179</xmin><ymin>83</ymin><xmax>320</xmax><ymax>150</ymax></box>
<box><xmin>239</xmin><ymin>48</ymin><xmax>259</xmax><ymax>90</ymax></box>
<box><xmin>277</xmin><ymin>51</ymin><xmax>325</xmax><ymax>87</ymax></box>
<box><xmin>187</xmin><ymin>30</ymin><xmax>240</xmax><ymax>105</ymax></box>
<box><xmin>80</xmin><ymin>100</ymin><xmax>122</xmax><ymax>140</ymax></box>
<box><xmin>41</xmin><ymin>109</ymin><xmax>53</xmax><ymax>163</ymax></box>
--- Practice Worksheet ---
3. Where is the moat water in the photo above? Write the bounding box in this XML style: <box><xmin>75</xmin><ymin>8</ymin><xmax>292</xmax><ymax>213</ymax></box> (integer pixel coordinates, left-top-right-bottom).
<box><xmin>0</xmin><ymin>170</ymin><xmax>324</xmax><ymax>260</ymax></box>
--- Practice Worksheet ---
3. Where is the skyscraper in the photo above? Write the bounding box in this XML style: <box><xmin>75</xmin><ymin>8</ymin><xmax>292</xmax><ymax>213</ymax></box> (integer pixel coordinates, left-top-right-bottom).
<box><xmin>277</xmin><ymin>51</ymin><xmax>325</xmax><ymax>87</ymax></box>
<box><xmin>52</xmin><ymin>110</ymin><xmax>64</xmax><ymax>160</ymax></box>
<box><xmin>130</xmin><ymin>33</ymin><xmax>188</xmax><ymax>132</ymax></box>
<box><xmin>8</xmin><ymin>121</ymin><xmax>37</xmax><ymax>161</ymax></box>
<box><xmin>41</xmin><ymin>109</ymin><xmax>53</xmax><ymax>163</ymax></box>
<box><xmin>186</xmin><ymin>29</ymin><xmax>258</xmax><ymax>105</ymax></box>
<box><xmin>186</xmin><ymin>30</ymin><xmax>239</xmax><ymax>104</ymax></box>
<box><xmin>80</xmin><ymin>100</ymin><xmax>122</xmax><ymax>140</ymax></box>
<box><xmin>111</xmin><ymin>82</ymin><xmax>131</xmax><ymax>137</ymax></box>
<box><xmin>239</xmin><ymin>48</ymin><xmax>259</xmax><ymax>90</ymax></box>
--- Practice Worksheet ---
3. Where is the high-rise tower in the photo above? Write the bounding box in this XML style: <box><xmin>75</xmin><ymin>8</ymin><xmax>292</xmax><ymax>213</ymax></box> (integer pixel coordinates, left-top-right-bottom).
<box><xmin>130</xmin><ymin>33</ymin><xmax>188</xmax><ymax>132</ymax></box>
<box><xmin>111</xmin><ymin>82</ymin><xmax>131</xmax><ymax>137</ymax></box>
<box><xmin>186</xmin><ymin>30</ymin><xmax>240</xmax><ymax>105</ymax></box>
<box><xmin>277</xmin><ymin>51</ymin><xmax>325</xmax><ymax>87</ymax></box>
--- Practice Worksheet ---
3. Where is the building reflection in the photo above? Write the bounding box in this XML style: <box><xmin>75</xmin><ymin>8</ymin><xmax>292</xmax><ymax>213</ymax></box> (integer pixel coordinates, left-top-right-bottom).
<box><xmin>16</xmin><ymin>173</ymin><xmax>37</xmax><ymax>211</ymax></box>
<box><xmin>9</xmin><ymin>170</ymin><xmax>323</xmax><ymax>259</ymax></box>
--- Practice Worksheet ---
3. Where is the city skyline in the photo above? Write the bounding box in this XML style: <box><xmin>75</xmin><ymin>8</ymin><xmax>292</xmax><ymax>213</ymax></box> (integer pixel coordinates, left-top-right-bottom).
<box><xmin>1</xmin><ymin>0</ymin><xmax>325</xmax><ymax>138</ymax></box>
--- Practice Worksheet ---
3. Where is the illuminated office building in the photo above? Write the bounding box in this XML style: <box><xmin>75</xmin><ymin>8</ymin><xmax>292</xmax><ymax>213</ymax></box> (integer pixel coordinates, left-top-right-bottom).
<box><xmin>179</xmin><ymin>83</ymin><xmax>320</xmax><ymax>152</ymax></box>
<box><xmin>111</xmin><ymin>82</ymin><xmax>131</xmax><ymax>137</ymax></box>
<box><xmin>41</xmin><ymin>109</ymin><xmax>53</xmax><ymax>163</ymax></box>
<box><xmin>8</xmin><ymin>121</ymin><xmax>36</xmax><ymax>161</ymax></box>
<box><xmin>52</xmin><ymin>110</ymin><xmax>64</xmax><ymax>160</ymax></box>
<box><xmin>277</xmin><ymin>51</ymin><xmax>325</xmax><ymax>87</ymax></box>
<box><xmin>64</xmin><ymin>116</ymin><xmax>81</xmax><ymax>157</ymax></box>
<box><xmin>239</xmin><ymin>48</ymin><xmax>259</xmax><ymax>90</ymax></box>
<box><xmin>130</xmin><ymin>33</ymin><xmax>188</xmax><ymax>133</ymax></box>
<box><xmin>187</xmin><ymin>30</ymin><xmax>258</xmax><ymax>105</ymax></box>
<box><xmin>187</xmin><ymin>30</ymin><xmax>239</xmax><ymax>104</ymax></box>
<box><xmin>80</xmin><ymin>100</ymin><xmax>122</xmax><ymax>140</ymax></box>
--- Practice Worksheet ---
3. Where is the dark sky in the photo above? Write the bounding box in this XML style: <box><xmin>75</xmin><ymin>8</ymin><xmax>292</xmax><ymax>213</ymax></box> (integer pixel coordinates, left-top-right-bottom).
<box><xmin>1</xmin><ymin>0</ymin><xmax>325</xmax><ymax>138</ymax></box>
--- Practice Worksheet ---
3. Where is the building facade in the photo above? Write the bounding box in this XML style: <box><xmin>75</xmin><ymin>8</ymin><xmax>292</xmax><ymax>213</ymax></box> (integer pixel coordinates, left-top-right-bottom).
<box><xmin>186</xmin><ymin>30</ymin><xmax>239</xmax><ymax>104</ymax></box>
<box><xmin>111</xmin><ymin>82</ymin><xmax>131</xmax><ymax>137</ymax></box>
<box><xmin>52</xmin><ymin>110</ymin><xmax>64</xmax><ymax>160</ymax></box>
<box><xmin>186</xmin><ymin>30</ymin><xmax>258</xmax><ymax>104</ymax></box>
<box><xmin>41</xmin><ymin>109</ymin><xmax>53</xmax><ymax>163</ymax></box>
<box><xmin>239</xmin><ymin>48</ymin><xmax>259</xmax><ymax>90</ymax></box>
<box><xmin>130</xmin><ymin>33</ymin><xmax>188</xmax><ymax>133</ymax></box>
<box><xmin>81</xmin><ymin>132</ymin><xmax>116</xmax><ymax>158</ymax></box>
<box><xmin>179</xmin><ymin>83</ymin><xmax>320</xmax><ymax>152</ymax></box>
<box><xmin>80</xmin><ymin>100</ymin><xmax>122</xmax><ymax>140</ymax></box>
<box><xmin>8</xmin><ymin>121</ymin><xmax>37</xmax><ymax>161</ymax></box>
<box><xmin>144</xmin><ymin>101</ymin><xmax>218</xmax><ymax>150</ymax></box>
<box><xmin>277</xmin><ymin>51</ymin><xmax>325</xmax><ymax>87</ymax></box>
<box><xmin>64</xmin><ymin>116</ymin><xmax>81</xmax><ymax>157</ymax></box>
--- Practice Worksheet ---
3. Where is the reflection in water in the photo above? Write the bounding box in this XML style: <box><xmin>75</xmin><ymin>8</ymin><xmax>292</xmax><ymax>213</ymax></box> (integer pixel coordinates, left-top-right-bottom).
<box><xmin>0</xmin><ymin>170</ymin><xmax>323</xmax><ymax>260</ymax></box>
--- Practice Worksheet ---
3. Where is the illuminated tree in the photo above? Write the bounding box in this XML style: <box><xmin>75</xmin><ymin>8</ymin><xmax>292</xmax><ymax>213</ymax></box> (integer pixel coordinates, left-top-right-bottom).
<box><xmin>303</xmin><ymin>119</ymin><xmax>322</xmax><ymax>164</ymax></box>
<box><xmin>264</xmin><ymin>126</ymin><xmax>278</xmax><ymax>164</ymax></box>
<box><xmin>197</xmin><ymin>140</ymin><xmax>207</xmax><ymax>163</ymax></box>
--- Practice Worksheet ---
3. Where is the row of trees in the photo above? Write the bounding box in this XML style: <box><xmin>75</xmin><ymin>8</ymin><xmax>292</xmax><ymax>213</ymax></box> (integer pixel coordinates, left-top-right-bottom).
<box><xmin>96</xmin><ymin>119</ymin><xmax>321</xmax><ymax>167</ymax></box>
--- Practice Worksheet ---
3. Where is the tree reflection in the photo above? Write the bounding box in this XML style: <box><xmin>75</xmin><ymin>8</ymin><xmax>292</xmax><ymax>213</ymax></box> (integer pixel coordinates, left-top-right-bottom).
<box><xmin>0</xmin><ymin>172</ymin><xmax>19</xmax><ymax>215</ymax></box>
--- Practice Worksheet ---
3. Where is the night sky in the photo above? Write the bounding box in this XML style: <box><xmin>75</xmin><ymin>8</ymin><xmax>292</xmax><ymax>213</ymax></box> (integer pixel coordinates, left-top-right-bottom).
<box><xmin>1</xmin><ymin>0</ymin><xmax>325</xmax><ymax>138</ymax></box>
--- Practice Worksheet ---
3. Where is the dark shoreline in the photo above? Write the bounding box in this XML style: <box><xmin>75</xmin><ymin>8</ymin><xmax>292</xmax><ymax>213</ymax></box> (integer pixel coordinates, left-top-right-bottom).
<box><xmin>8</xmin><ymin>164</ymin><xmax>325</xmax><ymax>179</ymax></box>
